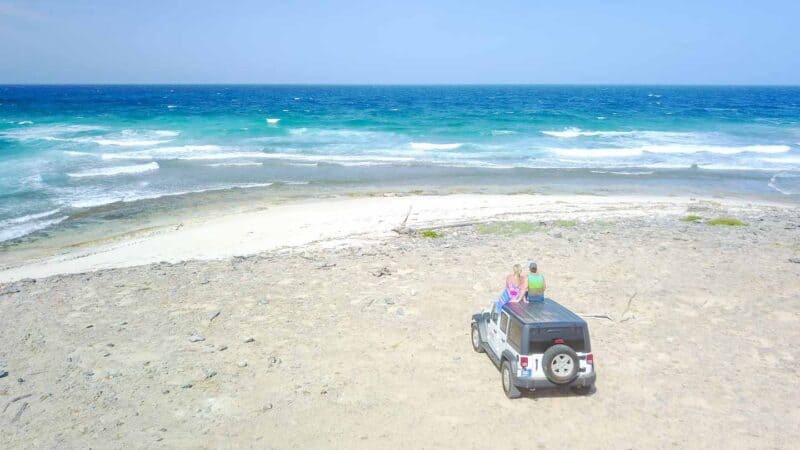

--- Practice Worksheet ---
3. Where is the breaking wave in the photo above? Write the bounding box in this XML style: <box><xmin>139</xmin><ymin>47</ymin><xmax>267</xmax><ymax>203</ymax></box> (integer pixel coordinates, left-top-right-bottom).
<box><xmin>0</xmin><ymin>209</ymin><xmax>69</xmax><ymax>242</ymax></box>
<box><xmin>67</xmin><ymin>162</ymin><xmax>160</xmax><ymax>178</ymax></box>
<box><xmin>102</xmin><ymin>145</ymin><xmax>222</xmax><ymax>160</ymax></box>
<box><xmin>542</xmin><ymin>128</ymin><xmax>635</xmax><ymax>138</ymax></box>
<box><xmin>551</xmin><ymin>144</ymin><xmax>790</xmax><ymax>158</ymax></box>
<box><xmin>410</xmin><ymin>142</ymin><xmax>463</xmax><ymax>151</ymax></box>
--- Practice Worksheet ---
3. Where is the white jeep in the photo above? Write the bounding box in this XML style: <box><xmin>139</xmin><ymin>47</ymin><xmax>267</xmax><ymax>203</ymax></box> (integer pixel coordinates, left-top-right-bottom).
<box><xmin>471</xmin><ymin>298</ymin><xmax>596</xmax><ymax>398</ymax></box>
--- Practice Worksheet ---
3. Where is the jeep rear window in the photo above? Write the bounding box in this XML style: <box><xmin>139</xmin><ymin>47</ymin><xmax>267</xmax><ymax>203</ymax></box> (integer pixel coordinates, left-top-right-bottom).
<box><xmin>528</xmin><ymin>328</ymin><xmax>587</xmax><ymax>353</ymax></box>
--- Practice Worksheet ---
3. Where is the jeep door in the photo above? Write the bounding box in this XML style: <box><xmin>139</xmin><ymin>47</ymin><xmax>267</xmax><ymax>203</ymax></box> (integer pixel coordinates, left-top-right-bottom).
<box><xmin>487</xmin><ymin>308</ymin><xmax>510</xmax><ymax>357</ymax></box>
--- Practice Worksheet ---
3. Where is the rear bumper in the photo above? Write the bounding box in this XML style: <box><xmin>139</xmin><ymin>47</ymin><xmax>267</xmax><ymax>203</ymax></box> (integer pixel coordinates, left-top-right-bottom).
<box><xmin>514</xmin><ymin>371</ymin><xmax>596</xmax><ymax>390</ymax></box>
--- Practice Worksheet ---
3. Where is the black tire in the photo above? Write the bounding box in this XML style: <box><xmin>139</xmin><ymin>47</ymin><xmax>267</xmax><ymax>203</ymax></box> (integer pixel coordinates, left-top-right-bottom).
<box><xmin>542</xmin><ymin>344</ymin><xmax>579</xmax><ymax>385</ymax></box>
<box><xmin>501</xmin><ymin>360</ymin><xmax>522</xmax><ymax>399</ymax></box>
<box><xmin>471</xmin><ymin>323</ymin><xmax>485</xmax><ymax>353</ymax></box>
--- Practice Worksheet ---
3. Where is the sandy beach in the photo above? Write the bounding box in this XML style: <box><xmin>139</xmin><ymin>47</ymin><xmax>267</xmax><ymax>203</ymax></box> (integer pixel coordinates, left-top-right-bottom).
<box><xmin>1</xmin><ymin>193</ymin><xmax>799</xmax><ymax>448</ymax></box>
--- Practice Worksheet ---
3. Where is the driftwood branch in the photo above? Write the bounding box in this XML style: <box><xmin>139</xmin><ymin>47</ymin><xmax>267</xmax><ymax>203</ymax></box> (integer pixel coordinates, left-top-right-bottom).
<box><xmin>579</xmin><ymin>313</ymin><xmax>615</xmax><ymax>321</ymax></box>
<box><xmin>393</xmin><ymin>206</ymin><xmax>414</xmax><ymax>235</ymax></box>
<box><xmin>11</xmin><ymin>402</ymin><xmax>28</xmax><ymax>423</ymax></box>
<box><xmin>619</xmin><ymin>291</ymin><xmax>638</xmax><ymax>322</ymax></box>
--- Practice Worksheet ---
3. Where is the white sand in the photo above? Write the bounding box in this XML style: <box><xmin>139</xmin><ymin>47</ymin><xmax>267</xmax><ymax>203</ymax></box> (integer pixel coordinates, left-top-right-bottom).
<box><xmin>0</xmin><ymin>194</ymin><xmax>777</xmax><ymax>283</ymax></box>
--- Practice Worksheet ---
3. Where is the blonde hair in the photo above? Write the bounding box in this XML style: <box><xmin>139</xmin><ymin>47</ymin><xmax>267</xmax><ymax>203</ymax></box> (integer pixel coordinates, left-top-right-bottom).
<box><xmin>513</xmin><ymin>264</ymin><xmax>522</xmax><ymax>276</ymax></box>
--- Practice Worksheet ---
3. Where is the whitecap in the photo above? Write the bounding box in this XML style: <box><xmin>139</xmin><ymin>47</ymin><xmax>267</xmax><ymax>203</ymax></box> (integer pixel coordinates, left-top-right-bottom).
<box><xmin>63</xmin><ymin>151</ymin><xmax>95</xmax><ymax>157</ymax></box>
<box><xmin>542</xmin><ymin>128</ymin><xmax>634</xmax><ymax>138</ymax></box>
<box><xmin>67</xmin><ymin>183</ymin><xmax>276</xmax><ymax>209</ymax></box>
<box><xmin>551</xmin><ymin>144</ymin><xmax>790</xmax><ymax>159</ymax></box>
<box><xmin>17</xmin><ymin>120</ymin><xmax>33</xmax><ymax>125</ymax></box>
<box><xmin>758</xmin><ymin>156</ymin><xmax>800</xmax><ymax>165</ymax></box>
<box><xmin>67</xmin><ymin>162</ymin><xmax>160</xmax><ymax>178</ymax></box>
<box><xmin>551</xmin><ymin>148</ymin><xmax>643</xmax><ymax>158</ymax></box>
<box><xmin>490</xmin><ymin>130</ymin><xmax>516</xmax><ymax>136</ymax></box>
<box><xmin>0</xmin><ymin>214</ymin><xmax>69</xmax><ymax>242</ymax></box>
<box><xmin>205</xmin><ymin>162</ymin><xmax>264</xmax><ymax>167</ymax></box>
<box><xmin>91</xmin><ymin>138</ymin><xmax>170</xmax><ymax>147</ymax></box>
<box><xmin>590</xmin><ymin>170</ymin><xmax>655</xmax><ymax>176</ymax></box>
<box><xmin>0</xmin><ymin>124</ymin><xmax>106</xmax><ymax>142</ymax></box>
<box><xmin>410</xmin><ymin>142</ymin><xmax>463</xmax><ymax>151</ymax></box>
<box><xmin>102</xmin><ymin>145</ymin><xmax>222</xmax><ymax>160</ymax></box>
<box><xmin>641</xmin><ymin>144</ymin><xmax>790</xmax><ymax>155</ymax></box>
<box><xmin>167</xmin><ymin>105</ymin><xmax>178</xmax><ymax>109</ymax></box>
<box><xmin>1</xmin><ymin>208</ymin><xmax>62</xmax><ymax>226</ymax></box>
<box><xmin>266</xmin><ymin>118</ymin><xmax>281</xmax><ymax>124</ymax></box>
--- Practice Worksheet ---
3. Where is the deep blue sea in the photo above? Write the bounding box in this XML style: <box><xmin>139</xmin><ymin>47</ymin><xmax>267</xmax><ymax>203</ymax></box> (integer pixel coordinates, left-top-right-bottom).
<box><xmin>1</xmin><ymin>85</ymin><xmax>799</xmax><ymax>242</ymax></box>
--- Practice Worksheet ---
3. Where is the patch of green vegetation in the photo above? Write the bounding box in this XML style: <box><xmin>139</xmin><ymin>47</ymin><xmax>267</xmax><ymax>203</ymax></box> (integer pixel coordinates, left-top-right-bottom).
<box><xmin>682</xmin><ymin>214</ymin><xmax>703</xmax><ymax>223</ymax></box>
<box><xmin>419</xmin><ymin>229</ymin><xmax>444</xmax><ymax>238</ymax></box>
<box><xmin>477</xmin><ymin>221</ymin><xmax>541</xmax><ymax>236</ymax></box>
<box><xmin>553</xmin><ymin>219</ymin><xmax>577</xmax><ymax>227</ymax></box>
<box><xmin>707</xmin><ymin>218</ymin><xmax>747</xmax><ymax>227</ymax></box>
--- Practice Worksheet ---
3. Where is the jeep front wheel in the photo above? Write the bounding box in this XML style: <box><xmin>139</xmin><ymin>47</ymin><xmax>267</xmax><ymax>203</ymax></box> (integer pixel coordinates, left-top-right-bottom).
<box><xmin>471</xmin><ymin>323</ymin><xmax>484</xmax><ymax>353</ymax></box>
<box><xmin>501</xmin><ymin>360</ymin><xmax>522</xmax><ymax>399</ymax></box>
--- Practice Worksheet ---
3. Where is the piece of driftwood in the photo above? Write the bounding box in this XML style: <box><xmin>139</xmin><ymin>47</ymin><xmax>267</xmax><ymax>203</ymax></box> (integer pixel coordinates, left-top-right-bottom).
<box><xmin>3</xmin><ymin>393</ymin><xmax>32</xmax><ymax>413</ymax></box>
<box><xmin>578</xmin><ymin>313</ymin><xmax>615</xmax><ymax>321</ymax></box>
<box><xmin>11</xmin><ymin>402</ymin><xmax>28</xmax><ymax>423</ymax></box>
<box><xmin>392</xmin><ymin>206</ymin><xmax>414</xmax><ymax>234</ymax></box>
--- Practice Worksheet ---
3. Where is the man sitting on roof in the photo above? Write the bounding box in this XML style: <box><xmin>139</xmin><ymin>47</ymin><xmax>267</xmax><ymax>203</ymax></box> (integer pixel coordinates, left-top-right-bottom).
<box><xmin>525</xmin><ymin>261</ymin><xmax>546</xmax><ymax>303</ymax></box>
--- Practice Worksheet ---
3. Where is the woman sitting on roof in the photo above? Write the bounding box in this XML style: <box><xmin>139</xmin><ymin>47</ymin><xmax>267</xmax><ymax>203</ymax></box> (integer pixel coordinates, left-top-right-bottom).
<box><xmin>496</xmin><ymin>264</ymin><xmax>525</xmax><ymax>311</ymax></box>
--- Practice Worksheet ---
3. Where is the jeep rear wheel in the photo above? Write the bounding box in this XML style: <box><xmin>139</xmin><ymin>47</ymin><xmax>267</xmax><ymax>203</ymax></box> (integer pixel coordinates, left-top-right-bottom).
<box><xmin>471</xmin><ymin>323</ymin><xmax>484</xmax><ymax>353</ymax></box>
<box><xmin>501</xmin><ymin>360</ymin><xmax>522</xmax><ymax>399</ymax></box>
<box><xmin>542</xmin><ymin>344</ymin><xmax>579</xmax><ymax>385</ymax></box>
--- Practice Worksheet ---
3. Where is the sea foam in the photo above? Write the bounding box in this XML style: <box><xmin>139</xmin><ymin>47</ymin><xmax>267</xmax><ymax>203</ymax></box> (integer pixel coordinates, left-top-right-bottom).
<box><xmin>542</xmin><ymin>128</ymin><xmax>634</xmax><ymax>138</ymax></box>
<box><xmin>67</xmin><ymin>162</ymin><xmax>160</xmax><ymax>178</ymax></box>
<box><xmin>0</xmin><ymin>209</ymin><xmax>69</xmax><ymax>242</ymax></box>
<box><xmin>102</xmin><ymin>145</ymin><xmax>222</xmax><ymax>160</ymax></box>
<box><xmin>410</xmin><ymin>142</ymin><xmax>463</xmax><ymax>150</ymax></box>
<box><xmin>551</xmin><ymin>144</ymin><xmax>790</xmax><ymax>158</ymax></box>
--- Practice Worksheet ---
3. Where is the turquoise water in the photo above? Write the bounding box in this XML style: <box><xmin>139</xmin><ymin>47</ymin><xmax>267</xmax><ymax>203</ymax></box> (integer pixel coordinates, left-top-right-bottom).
<box><xmin>1</xmin><ymin>85</ymin><xmax>799</xmax><ymax>242</ymax></box>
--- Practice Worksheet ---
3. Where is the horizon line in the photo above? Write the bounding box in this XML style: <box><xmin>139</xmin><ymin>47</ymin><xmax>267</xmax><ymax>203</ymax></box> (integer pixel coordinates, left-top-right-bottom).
<box><xmin>1</xmin><ymin>82</ymin><xmax>799</xmax><ymax>88</ymax></box>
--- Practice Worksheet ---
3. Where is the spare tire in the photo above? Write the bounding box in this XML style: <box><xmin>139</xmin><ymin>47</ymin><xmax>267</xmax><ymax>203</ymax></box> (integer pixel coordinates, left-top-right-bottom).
<box><xmin>542</xmin><ymin>344</ymin><xmax>579</xmax><ymax>384</ymax></box>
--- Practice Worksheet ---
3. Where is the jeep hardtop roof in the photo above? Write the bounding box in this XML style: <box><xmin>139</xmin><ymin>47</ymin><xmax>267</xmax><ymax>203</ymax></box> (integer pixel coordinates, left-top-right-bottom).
<box><xmin>502</xmin><ymin>298</ymin><xmax>585</xmax><ymax>327</ymax></box>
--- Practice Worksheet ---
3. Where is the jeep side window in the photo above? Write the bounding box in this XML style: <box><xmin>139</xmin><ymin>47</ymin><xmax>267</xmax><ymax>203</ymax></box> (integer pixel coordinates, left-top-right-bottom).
<box><xmin>508</xmin><ymin>318</ymin><xmax>523</xmax><ymax>351</ymax></box>
<box><xmin>491</xmin><ymin>304</ymin><xmax>498</xmax><ymax>323</ymax></box>
<box><xmin>499</xmin><ymin>312</ymin><xmax>509</xmax><ymax>333</ymax></box>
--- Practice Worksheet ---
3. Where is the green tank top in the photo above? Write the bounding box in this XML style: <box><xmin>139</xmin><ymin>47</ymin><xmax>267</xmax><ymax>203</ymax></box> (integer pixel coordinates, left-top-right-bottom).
<box><xmin>528</xmin><ymin>274</ymin><xmax>544</xmax><ymax>290</ymax></box>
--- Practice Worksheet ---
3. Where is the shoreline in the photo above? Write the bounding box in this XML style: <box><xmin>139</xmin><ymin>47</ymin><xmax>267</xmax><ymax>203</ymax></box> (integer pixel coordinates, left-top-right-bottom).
<box><xmin>0</xmin><ymin>192</ymin><xmax>793</xmax><ymax>283</ymax></box>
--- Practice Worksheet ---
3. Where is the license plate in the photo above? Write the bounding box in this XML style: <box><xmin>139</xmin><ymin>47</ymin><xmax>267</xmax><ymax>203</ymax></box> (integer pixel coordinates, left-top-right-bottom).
<box><xmin>521</xmin><ymin>368</ymin><xmax>532</xmax><ymax>377</ymax></box>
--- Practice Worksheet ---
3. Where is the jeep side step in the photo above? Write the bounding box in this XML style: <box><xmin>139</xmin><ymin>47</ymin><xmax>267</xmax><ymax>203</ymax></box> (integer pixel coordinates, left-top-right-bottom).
<box><xmin>484</xmin><ymin>344</ymin><xmax>502</xmax><ymax>368</ymax></box>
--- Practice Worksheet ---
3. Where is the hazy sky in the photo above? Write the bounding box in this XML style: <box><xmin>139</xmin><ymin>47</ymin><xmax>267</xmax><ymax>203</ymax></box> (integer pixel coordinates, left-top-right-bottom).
<box><xmin>1</xmin><ymin>0</ymin><xmax>797</xmax><ymax>84</ymax></box>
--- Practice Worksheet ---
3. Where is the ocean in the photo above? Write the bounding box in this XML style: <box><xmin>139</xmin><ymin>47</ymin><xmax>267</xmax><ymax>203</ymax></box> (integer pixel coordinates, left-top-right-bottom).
<box><xmin>1</xmin><ymin>85</ymin><xmax>799</xmax><ymax>244</ymax></box>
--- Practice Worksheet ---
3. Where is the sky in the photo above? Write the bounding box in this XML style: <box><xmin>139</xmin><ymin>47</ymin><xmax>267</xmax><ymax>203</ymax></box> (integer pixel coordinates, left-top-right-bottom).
<box><xmin>0</xmin><ymin>0</ymin><xmax>798</xmax><ymax>84</ymax></box>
